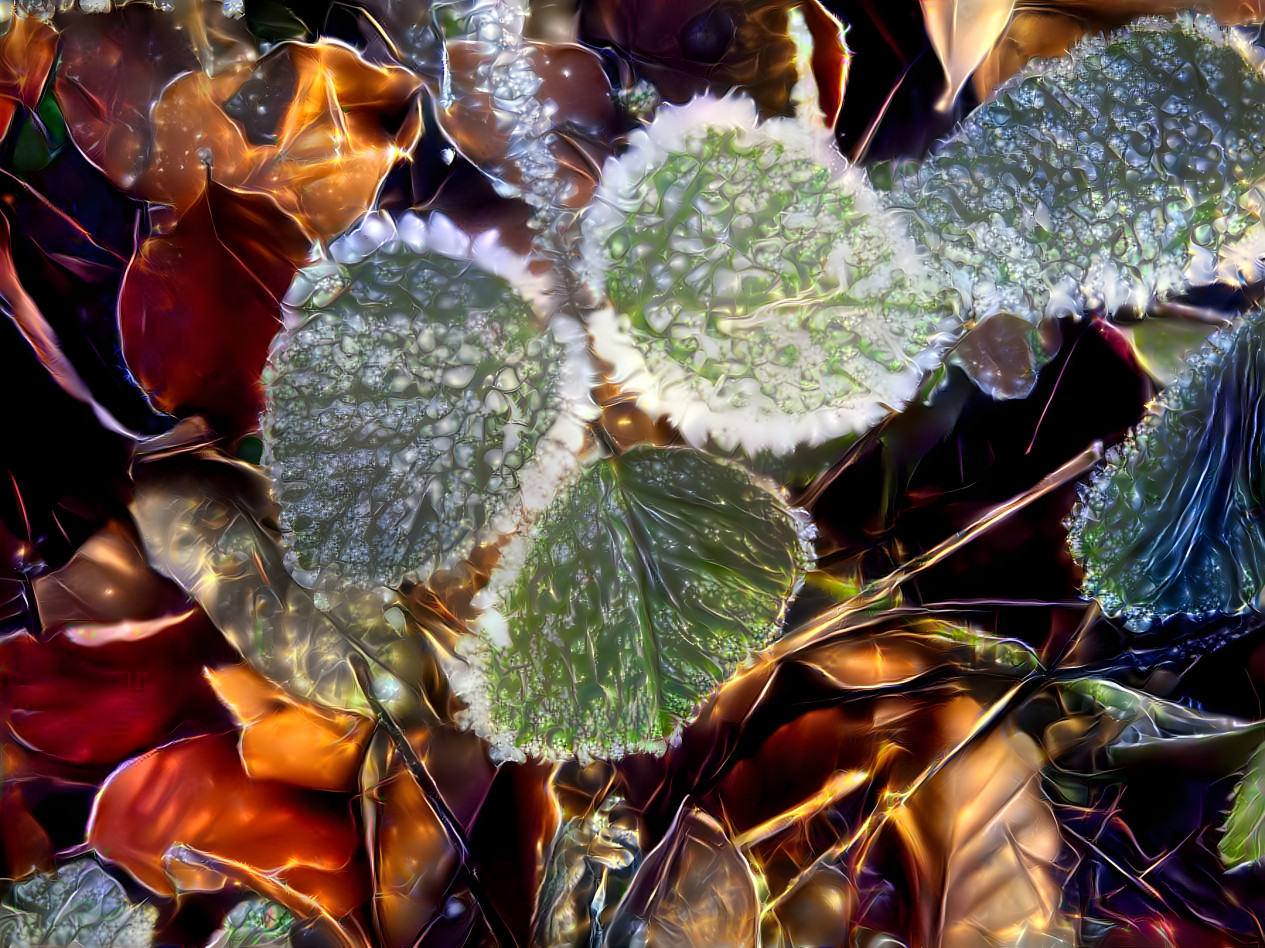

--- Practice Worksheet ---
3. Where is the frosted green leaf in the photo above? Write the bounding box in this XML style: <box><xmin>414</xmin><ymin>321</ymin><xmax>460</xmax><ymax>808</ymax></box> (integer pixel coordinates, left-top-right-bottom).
<box><xmin>891</xmin><ymin>15</ymin><xmax>1265</xmax><ymax>324</ymax></box>
<box><xmin>1221</xmin><ymin>736</ymin><xmax>1265</xmax><ymax>870</ymax></box>
<box><xmin>452</xmin><ymin>445</ymin><xmax>812</xmax><ymax>761</ymax></box>
<box><xmin>266</xmin><ymin>211</ymin><xmax>593</xmax><ymax>589</ymax></box>
<box><xmin>1068</xmin><ymin>312</ymin><xmax>1265</xmax><ymax>621</ymax></box>
<box><xmin>579</xmin><ymin>96</ymin><xmax>959</xmax><ymax>457</ymax></box>
<box><xmin>0</xmin><ymin>860</ymin><xmax>157</xmax><ymax>948</ymax></box>
<box><xmin>212</xmin><ymin>899</ymin><xmax>295</xmax><ymax>947</ymax></box>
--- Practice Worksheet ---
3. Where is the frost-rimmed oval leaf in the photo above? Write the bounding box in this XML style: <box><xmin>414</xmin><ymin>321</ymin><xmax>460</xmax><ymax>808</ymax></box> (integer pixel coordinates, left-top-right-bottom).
<box><xmin>1221</xmin><ymin>736</ymin><xmax>1265</xmax><ymax>870</ymax></box>
<box><xmin>209</xmin><ymin>899</ymin><xmax>295</xmax><ymax>948</ymax></box>
<box><xmin>265</xmin><ymin>211</ymin><xmax>595</xmax><ymax>590</ymax></box>
<box><xmin>1069</xmin><ymin>312</ymin><xmax>1265</xmax><ymax>622</ymax></box>
<box><xmin>891</xmin><ymin>15</ymin><xmax>1265</xmax><ymax>324</ymax></box>
<box><xmin>0</xmin><ymin>859</ymin><xmax>157</xmax><ymax>948</ymax></box>
<box><xmin>578</xmin><ymin>96</ymin><xmax>959</xmax><ymax>457</ymax></box>
<box><xmin>451</xmin><ymin>445</ymin><xmax>813</xmax><ymax>761</ymax></box>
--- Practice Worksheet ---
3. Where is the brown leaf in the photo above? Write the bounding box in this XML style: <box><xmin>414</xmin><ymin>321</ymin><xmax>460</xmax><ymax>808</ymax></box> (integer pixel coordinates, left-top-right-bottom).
<box><xmin>604</xmin><ymin>806</ymin><xmax>759</xmax><ymax>948</ymax></box>
<box><xmin>117</xmin><ymin>180</ymin><xmax>309</xmax><ymax>424</ymax></box>
<box><xmin>922</xmin><ymin>0</ymin><xmax>1017</xmax><ymax>111</ymax></box>
<box><xmin>359</xmin><ymin>733</ymin><xmax>459</xmax><ymax>948</ymax></box>
<box><xmin>54</xmin><ymin>5</ymin><xmax>205</xmax><ymax>191</ymax></box>
<box><xmin>856</xmin><ymin>705</ymin><xmax>1070</xmax><ymax>947</ymax></box>
<box><xmin>32</xmin><ymin>518</ymin><xmax>197</xmax><ymax>642</ymax></box>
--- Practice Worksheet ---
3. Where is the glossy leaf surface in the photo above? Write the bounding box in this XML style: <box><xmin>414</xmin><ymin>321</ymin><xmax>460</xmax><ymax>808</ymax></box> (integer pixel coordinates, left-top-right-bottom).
<box><xmin>1070</xmin><ymin>313</ymin><xmax>1265</xmax><ymax>620</ymax></box>
<box><xmin>266</xmin><ymin>213</ymin><xmax>589</xmax><ymax>589</ymax></box>
<box><xmin>456</xmin><ymin>445</ymin><xmax>810</xmax><ymax>760</ymax></box>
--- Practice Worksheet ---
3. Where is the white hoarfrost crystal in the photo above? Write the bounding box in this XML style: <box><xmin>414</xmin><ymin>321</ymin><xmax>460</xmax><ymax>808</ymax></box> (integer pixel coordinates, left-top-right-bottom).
<box><xmin>579</xmin><ymin>95</ymin><xmax>961</xmax><ymax>457</ymax></box>
<box><xmin>265</xmin><ymin>211</ymin><xmax>596</xmax><ymax>590</ymax></box>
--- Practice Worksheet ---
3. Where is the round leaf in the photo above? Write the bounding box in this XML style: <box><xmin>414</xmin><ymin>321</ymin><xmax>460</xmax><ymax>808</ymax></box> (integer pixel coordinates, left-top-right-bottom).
<box><xmin>1069</xmin><ymin>312</ymin><xmax>1265</xmax><ymax>621</ymax></box>
<box><xmin>265</xmin><ymin>212</ymin><xmax>592</xmax><ymax>589</ymax></box>
<box><xmin>892</xmin><ymin>15</ymin><xmax>1265</xmax><ymax>323</ymax></box>
<box><xmin>452</xmin><ymin>444</ymin><xmax>813</xmax><ymax>761</ymax></box>
<box><xmin>580</xmin><ymin>96</ymin><xmax>958</xmax><ymax>457</ymax></box>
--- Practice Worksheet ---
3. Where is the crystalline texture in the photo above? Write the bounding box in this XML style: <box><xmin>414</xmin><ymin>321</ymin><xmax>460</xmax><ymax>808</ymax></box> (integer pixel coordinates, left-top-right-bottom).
<box><xmin>891</xmin><ymin>15</ymin><xmax>1265</xmax><ymax>323</ymax></box>
<box><xmin>580</xmin><ymin>97</ymin><xmax>959</xmax><ymax>456</ymax></box>
<box><xmin>265</xmin><ymin>213</ymin><xmax>588</xmax><ymax>589</ymax></box>
<box><xmin>1069</xmin><ymin>311</ymin><xmax>1265</xmax><ymax>620</ymax></box>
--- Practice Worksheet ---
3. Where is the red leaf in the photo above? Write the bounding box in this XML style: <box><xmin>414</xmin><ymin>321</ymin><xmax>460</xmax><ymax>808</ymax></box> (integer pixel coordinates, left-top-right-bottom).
<box><xmin>0</xmin><ymin>617</ymin><xmax>229</xmax><ymax>769</ymax></box>
<box><xmin>118</xmin><ymin>181</ymin><xmax>310</xmax><ymax>427</ymax></box>
<box><xmin>0</xmin><ymin>18</ymin><xmax>57</xmax><ymax>141</ymax></box>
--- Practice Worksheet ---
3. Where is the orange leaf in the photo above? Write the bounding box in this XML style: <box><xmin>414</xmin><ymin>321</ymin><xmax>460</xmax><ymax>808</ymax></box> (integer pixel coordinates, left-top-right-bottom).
<box><xmin>206</xmin><ymin>663</ymin><xmax>374</xmax><ymax>792</ymax></box>
<box><xmin>89</xmin><ymin>732</ymin><xmax>369</xmax><ymax>918</ymax></box>
<box><xmin>0</xmin><ymin>18</ymin><xmax>56</xmax><ymax>141</ymax></box>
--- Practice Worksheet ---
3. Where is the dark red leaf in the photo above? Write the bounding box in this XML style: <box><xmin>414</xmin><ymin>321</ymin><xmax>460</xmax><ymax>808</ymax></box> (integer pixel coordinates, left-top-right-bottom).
<box><xmin>118</xmin><ymin>181</ymin><xmax>309</xmax><ymax>428</ymax></box>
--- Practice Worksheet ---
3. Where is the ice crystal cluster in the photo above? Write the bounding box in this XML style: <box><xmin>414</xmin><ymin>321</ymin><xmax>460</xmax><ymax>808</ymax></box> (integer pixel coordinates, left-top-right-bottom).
<box><xmin>581</xmin><ymin>97</ymin><xmax>959</xmax><ymax>455</ymax></box>
<box><xmin>1070</xmin><ymin>311</ymin><xmax>1265</xmax><ymax>621</ymax></box>
<box><xmin>0</xmin><ymin>860</ymin><xmax>156</xmax><ymax>948</ymax></box>
<box><xmin>265</xmin><ymin>212</ymin><xmax>592</xmax><ymax>589</ymax></box>
<box><xmin>890</xmin><ymin>16</ymin><xmax>1265</xmax><ymax>323</ymax></box>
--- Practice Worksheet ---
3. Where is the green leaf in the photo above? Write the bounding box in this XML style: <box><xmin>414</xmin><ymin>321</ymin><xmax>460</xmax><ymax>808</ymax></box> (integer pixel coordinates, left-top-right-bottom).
<box><xmin>1221</xmin><ymin>737</ymin><xmax>1265</xmax><ymax>870</ymax></box>
<box><xmin>892</xmin><ymin>15</ymin><xmax>1265</xmax><ymax>325</ymax></box>
<box><xmin>1068</xmin><ymin>311</ymin><xmax>1265</xmax><ymax>621</ymax></box>
<box><xmin>580</xmin><ymin>96</ymin><xmax>958</xmax><ymax>457</ymax></box>
<box><xmin>0</xmin><ymin>860</ymin><xmax>157</xmax><ymax>948</ymax></box>
<box><xmin>452</xmin><ymin>445</ymin><xmax>812</xmax><ymax>760</ymax></box>
<box><xmin>215</xmin><ymin>899</ymin><xmax>295</xmax><ymax>948</ymax></box>
<box><xmin>266</xmin><ymin>212</ymin><xmax>591</xmax><ymax>590</ymax></box>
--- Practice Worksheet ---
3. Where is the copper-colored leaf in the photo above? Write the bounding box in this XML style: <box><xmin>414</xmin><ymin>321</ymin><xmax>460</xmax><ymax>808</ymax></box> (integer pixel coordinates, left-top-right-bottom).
<box><xmin>54</xmin><ymin>5</ymin><xmax>204</xmax><ymax>191</ymax></box>
<box><xmin>117</xmin><ymin>180</ymin><xmax>309</xmax><ymax>424</ymax></box>
<box><xmin>89</xmin><ymin>732</ymin><xmax>369</xmax><ymax>918</ymax></box>
<box><xmin>360</xmin><ymin>734</ymin><xmax>458</xmax><ymax>948</ymax></box>
<box><xmin>206</xmin><ymin>663</ymin><xmax>374</xmax><ymax>791</ymax></box>
<box><xmin>32</xmin><ymin>518</ymin><xmax>196</xmax><ymax>641</ymax></box>
<box><xmin>858</xmin><ymin>704</ymin><xmax>1070</xmax><ymax>947</ymax></box>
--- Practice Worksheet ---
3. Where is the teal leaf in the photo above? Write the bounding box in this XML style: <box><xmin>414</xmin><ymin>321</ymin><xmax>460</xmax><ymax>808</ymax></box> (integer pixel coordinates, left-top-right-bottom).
<box><xmin>0</xmin><ymin>860</ymin><xmax>157</xmax><ymax>948</ymax></box>
<box><xmin>452</xmin><ymin>444</ymin><xmax>813</xmax><ymax>760</ymax></box>
<box><xmin>580</xmin><ymin>96</ymin><xmax>959</xmax><ymax>457</ymax></box>
<box><xmin>892</xmin><ymin>15</ymin><xmax>1265</xmax><ymax>325</ymax></box>
<box><xmin>1068</xmin><ymin>312</ymin><xmax>1265</xmax><ymax>621</ymax></box>
<box><xmin>1221</xmin><ymin>737</ymin><xmax>1265</xmax><ymax>870</ymax></box>
<box><xmin>265</xmin><ymin>212</ymin><xmax>593</xmax><ymax>590</ymax></box>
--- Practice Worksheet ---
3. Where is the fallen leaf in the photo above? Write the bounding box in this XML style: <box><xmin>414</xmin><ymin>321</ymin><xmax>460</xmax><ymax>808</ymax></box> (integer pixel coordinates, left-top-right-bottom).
<box><xmin>0</xmin><ymin>18</ymin><xmax>57</xmax><ymax>142</ymax></box>
<box><xmin>206</xmin><ymin>663</ymin><xmax>374</xmax><ymax>791</ymax></box>
<box><xmin>922</xmin><ymin>0</ymin><xmax>1017</xmax><ymax>111</ymax></box>
<box><xmin>89</xmin><ymin>732</ymin><xmax>369</xmax><ymax>918</ymax></box>
<box><xmin>118</xmin><ymin>180</ymin><xmax>310</xmax><ymax>426</ymax></box>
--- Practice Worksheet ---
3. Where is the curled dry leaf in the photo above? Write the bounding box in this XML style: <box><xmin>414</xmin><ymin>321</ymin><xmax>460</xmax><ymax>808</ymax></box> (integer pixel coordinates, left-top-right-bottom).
<box><xmin>57</xmin><ymin>17</ymin><xmax>422</xmax><ymax>240</ymax></box>
<box><xmin>922</xmin><ymin>0</ymin><xmax>1017</xmax><ymax>111</ymax></box>
<box><xmin>205</xmin><ymin>663</ymin><xmax>374</xmax><ymax>792</ymax></box>
<box><xmin>0</xmin><ymin>621</ymin><xmax>228</xmax><ymax>769</ymax></box>
<box><xmin>0</xmin><ymin>17</ymin><xmax>57</xmax><ymax>141</ymax></box>
<box><xmin>31</xmin><ymin>519</ymin><xmax>197</xmax><ymax>644</ymax></box>
<box><xmin>603</xmin><ymin>806</ymin><xmax>758</xmax><ymax>948</ymax></box>
<box><xmin>118</xmin><ymin>181</ymin><xmax>310</xmax><ymax>425</ymax></box>
<box><xmin>89</xmin><ymin>732</ymin><xmax>369</xmax><ymax>919</ymax></box>
<box><xmin>359</xmin><ymin>733</ymin><xmax>459</xmax><ymax>948</ymax></box>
